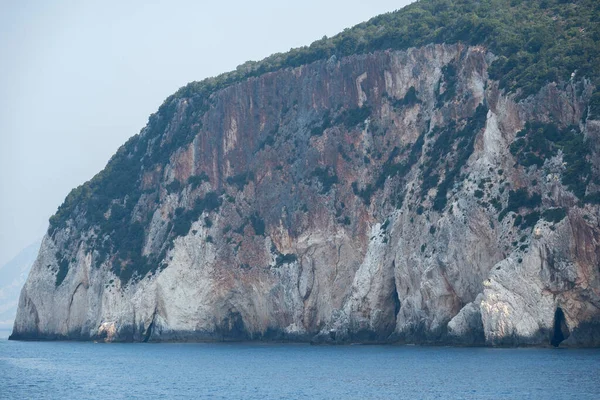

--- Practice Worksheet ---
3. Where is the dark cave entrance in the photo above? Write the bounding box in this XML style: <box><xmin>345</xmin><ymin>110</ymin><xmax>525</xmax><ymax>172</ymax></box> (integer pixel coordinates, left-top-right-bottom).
<box><xmin>550</xmin><ymin>307</ymin><xmax>570</xmax><ymax>347</ymax></box>
<box><xmin>143</xmin><ymin>319</ymin><xmax>154</xmax><ymax>343</ymax></box>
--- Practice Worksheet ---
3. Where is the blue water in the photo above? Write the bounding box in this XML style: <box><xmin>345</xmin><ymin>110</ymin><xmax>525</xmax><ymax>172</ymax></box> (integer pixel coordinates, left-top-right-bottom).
<box><xmin>1</xmin><ymin>336</ymin><xmax>599</xmax><ymax>399</ymax></box>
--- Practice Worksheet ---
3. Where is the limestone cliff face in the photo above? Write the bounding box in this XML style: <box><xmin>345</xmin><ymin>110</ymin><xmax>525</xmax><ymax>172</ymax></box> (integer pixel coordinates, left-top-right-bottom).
<box><xmin>11</xmin><ymin>44</ymin><xmax>600</xmax><ymax>346</ymax></box>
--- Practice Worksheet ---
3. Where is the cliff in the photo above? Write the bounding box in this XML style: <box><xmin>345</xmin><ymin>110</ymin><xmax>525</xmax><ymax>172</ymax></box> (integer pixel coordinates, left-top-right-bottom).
<box><xmin>11</xmin><ymin>0</ymin><xmax>600</xmax><ymax>346</ymax></box>
<box><xmin>0</xmin><ymin>240</ymin><xmax>40</xmax><ymax>330</ymax></box>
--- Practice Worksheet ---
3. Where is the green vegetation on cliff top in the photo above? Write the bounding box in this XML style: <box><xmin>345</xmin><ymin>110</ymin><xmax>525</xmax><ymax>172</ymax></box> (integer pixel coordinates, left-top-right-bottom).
<box><xmin>175</xmin><ymin>0</ymin><xmax>599</xmax><ymax>101</ymax></box>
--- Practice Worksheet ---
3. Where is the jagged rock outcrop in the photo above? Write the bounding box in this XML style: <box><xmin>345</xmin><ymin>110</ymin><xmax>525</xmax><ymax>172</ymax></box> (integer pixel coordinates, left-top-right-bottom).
<box><xmin>11</xmin><ymin>41</ymin><xmax>600</xmax><ymax>346</ymax></box>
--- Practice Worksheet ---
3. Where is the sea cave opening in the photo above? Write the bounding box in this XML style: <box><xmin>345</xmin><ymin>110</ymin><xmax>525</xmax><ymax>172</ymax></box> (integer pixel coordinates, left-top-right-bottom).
<box><xmin>550</xmin><ymin>307</ymin><xmax>570</xmax><ymax>347</ymax></box>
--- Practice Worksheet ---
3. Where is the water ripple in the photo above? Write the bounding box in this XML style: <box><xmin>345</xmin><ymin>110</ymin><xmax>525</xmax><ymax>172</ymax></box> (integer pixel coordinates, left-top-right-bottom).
<box><xmin>0</xmin><ymin>340</ymin><xmax>599</xmax><ymax>399</ymax></box>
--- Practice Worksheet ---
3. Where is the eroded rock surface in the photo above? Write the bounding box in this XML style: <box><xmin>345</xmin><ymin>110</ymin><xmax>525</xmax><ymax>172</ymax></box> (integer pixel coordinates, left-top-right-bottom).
<box><xmin>11</xmin><ymin>44</ymin><xmax>600</xmax><ymax>346</ymax></box>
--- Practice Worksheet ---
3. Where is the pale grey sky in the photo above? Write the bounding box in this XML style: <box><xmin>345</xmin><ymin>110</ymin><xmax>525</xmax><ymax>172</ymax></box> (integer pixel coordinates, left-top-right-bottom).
<box><xmin>0</xmin><ymin>0</ymin><xmax>413</xmax><ymax>265</ymax></box>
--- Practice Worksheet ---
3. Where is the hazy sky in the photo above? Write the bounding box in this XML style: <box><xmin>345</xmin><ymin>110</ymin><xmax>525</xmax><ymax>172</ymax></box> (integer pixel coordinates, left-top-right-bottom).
<box><xmin>0</xmin><ymin>0</ymin><xmax>414</xmax><ymax>265</ymax></box>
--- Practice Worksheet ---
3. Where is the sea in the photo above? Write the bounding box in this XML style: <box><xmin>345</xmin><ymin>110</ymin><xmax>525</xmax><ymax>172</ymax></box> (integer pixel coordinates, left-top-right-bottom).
<box><xmin>1</xmin><ymin>329</ymin><xmax>599</xmax><ymax>399</ymax></box>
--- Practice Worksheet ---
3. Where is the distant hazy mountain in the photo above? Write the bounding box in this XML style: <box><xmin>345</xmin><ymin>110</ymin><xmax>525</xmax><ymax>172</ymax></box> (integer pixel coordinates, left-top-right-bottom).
<box><xmin>0</xmin><ymin>240</ymin><xmax>41</xmax><ymax>330</ymax></box>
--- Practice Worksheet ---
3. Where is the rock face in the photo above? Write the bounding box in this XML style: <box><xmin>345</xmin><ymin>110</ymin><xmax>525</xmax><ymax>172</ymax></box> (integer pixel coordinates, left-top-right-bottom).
<box><xmin>0</xmin><ymin>240</ymin><xmax>41</xmax><ymax>330</ymax></box>
<box><xmin>11</xmin><ymin>43</ymin><xmax>600</xmax><ymax>346</ymax></box>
